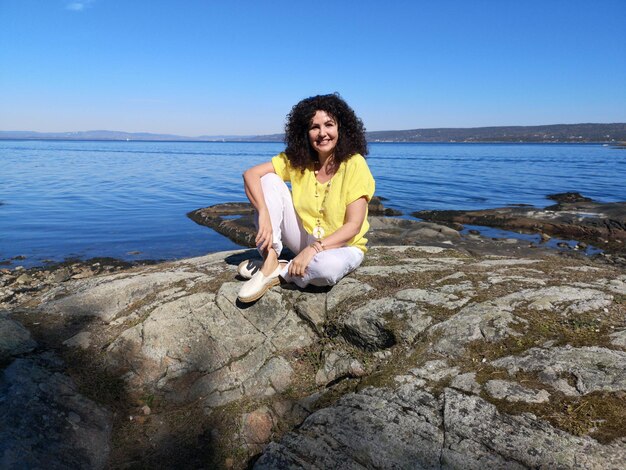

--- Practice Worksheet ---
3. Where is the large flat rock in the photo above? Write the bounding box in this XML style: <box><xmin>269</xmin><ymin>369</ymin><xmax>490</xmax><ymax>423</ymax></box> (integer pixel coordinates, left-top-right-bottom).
<box><xmin>255</xmin><ymin>382</ymin><xmax>625</xmax><ymax>469</ymax></box>
<box><xmin>3</xmin><ymin>243</ymin><xmax>625</xmax><ymax>468</ymax></box>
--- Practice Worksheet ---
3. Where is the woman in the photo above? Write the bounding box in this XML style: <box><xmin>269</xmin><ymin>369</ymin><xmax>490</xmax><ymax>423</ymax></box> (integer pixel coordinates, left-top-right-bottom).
<box><xmin>238</xmin><ymin>93</ymin><xmax>375</xmax><ymax>303</ymax></box>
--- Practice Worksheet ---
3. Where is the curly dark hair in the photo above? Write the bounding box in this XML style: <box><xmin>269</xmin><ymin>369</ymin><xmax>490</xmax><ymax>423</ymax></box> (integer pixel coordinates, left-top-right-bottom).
<box><xmin>284</xmin><ymin>93</ymin><xmax>368</xmax><ymax>171</ymax></box>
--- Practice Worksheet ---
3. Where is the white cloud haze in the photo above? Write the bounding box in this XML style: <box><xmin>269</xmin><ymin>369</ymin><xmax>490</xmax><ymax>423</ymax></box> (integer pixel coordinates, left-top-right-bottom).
<box><xmin>65</xmin><ymin>1</ymin><xmax>95</xmax><ymax>11</ymax></box>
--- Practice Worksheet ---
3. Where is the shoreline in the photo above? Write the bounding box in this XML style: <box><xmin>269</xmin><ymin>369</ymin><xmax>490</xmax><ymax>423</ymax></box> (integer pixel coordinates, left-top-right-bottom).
<box><xmin>3</xmin><ymin>193</ymin><xmax>625</xmax><ymax>270</ymax></box>
<box><xmin>1</xmin><ymin>137</ymin><xmax>623</xmax><ymax>145</ymax></box>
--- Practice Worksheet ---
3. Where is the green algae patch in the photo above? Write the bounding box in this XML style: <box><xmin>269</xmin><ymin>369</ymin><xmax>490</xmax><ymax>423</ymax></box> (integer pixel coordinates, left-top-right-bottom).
<box><xmin>482</xmin><ymin>388</ymin><xmax>626</xmax><ymax>444</ymax></box>
<box><xmin>402</xmin><ymin>247</ymin><xmax>471</xmax><ymax>259</ymax></box>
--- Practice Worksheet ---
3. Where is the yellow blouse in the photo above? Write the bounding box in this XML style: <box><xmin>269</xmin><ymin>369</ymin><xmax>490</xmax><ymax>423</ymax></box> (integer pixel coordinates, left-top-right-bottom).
<box><xmin>271</xmin><ymin>152</ymin><xmax>375</xmax><ymax>252</ymax></box>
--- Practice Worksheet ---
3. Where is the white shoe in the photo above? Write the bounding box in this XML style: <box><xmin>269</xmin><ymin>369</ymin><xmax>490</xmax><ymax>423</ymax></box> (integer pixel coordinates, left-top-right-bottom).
<box><xmin>237</xmin><ymin>265</ymin><xmax>282</xmax><ymax>303</ymax></box>
<box><xmin>237</xmin><ymin>259</ymin><xmax>263</xmax><ymax>279</ymax></box>
<box><xmin>237</xmin><ymin>259</ymin><xmax>288</xmax><ymax>280</ymax></box>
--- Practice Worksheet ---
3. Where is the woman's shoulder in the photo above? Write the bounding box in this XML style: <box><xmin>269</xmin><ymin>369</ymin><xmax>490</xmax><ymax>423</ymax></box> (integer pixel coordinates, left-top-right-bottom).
<box><xmin>272</xmin><ymin>152</ymin><xmax>291</xmax><ymax>168</ymax></box>
<box><xmin>342</xmin><ymin>153</ymin><xmax>370</xmax><ymax>172</ymax></box>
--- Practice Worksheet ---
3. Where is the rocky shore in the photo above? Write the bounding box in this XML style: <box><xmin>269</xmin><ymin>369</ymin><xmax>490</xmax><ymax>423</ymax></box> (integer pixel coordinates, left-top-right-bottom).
<box><xmin>2</xmin><ymin>198</ymin><xmax>626</xmax><ymax>469</ymax></box>
<box><xmin>415</xmin><ymin>192</ymin><xmax>626</xmax><ymax>259</ymax></box>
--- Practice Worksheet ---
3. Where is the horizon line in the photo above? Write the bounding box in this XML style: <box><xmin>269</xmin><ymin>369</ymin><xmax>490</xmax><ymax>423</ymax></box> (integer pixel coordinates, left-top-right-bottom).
<box><xmin>1</xmin><ymin>121</ymin><xmax>625</xmax><ymax>139</ymax></box>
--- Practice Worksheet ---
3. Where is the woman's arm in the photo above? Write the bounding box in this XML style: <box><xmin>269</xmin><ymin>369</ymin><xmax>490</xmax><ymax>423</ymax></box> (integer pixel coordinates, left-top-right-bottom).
<box><xmin>243</xmin><ymin>161</ymin><xmax>276</xmax><ymax>253</ymax></box>
<box><xmin>288</xmin><ymin>196</ymin><xmax>368</xmax><ymax>277</ymax></box>
<box><xmin>318</xmin><ymin>196</ymin><xmax>368</xmax><ymax>249</ymax></box>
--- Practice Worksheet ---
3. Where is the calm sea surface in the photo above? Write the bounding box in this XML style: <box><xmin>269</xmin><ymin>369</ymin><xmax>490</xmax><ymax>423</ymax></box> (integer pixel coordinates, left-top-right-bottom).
<box><xmin>1</xmin><ymin>140</ymin><xmax>624</xmax><ymax>266</ymax></box>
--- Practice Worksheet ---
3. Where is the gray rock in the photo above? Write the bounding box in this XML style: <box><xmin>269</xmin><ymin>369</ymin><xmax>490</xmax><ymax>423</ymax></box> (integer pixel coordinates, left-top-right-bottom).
<box><xmin>242</xmin><ymin>356</ymin><xmax>294</xmax><ymax>397</ymax></box>
<box><xmin>50</xmin><ymin>267</ymin><xmax>72</xmax><ymax>283</ymax></box>
<box><xmin>430</xmin><ymin>300</ymin><xmax>525</xmax><ymax>356</ymax></box>
<box><xmin>15</xmin><ymin>273</ymin><xmax>34</xmax><ymax>284</ymax></box>
<box><xmin>357</xmin><ymin>257</ymin><xmax>465</xmax><ymax>277</ymax></box>
<box><xmin>13</xmin><ymin>245</ymin><xmax>626</xmax><ymax>467</ymax></box>
<box><xmin>487</xmin><ymin>273</ymin><xmax>547</xmax><ymax>286</ymax></box>
<box><xmin>395</xmin><ymin>287</ymin><xmax>471</xmax><ymax>309</ymax></box>
<box><xmin>434</xmin><ymin>271</ymin><xmax>466</xmax><ymax>283</ymax></box>
<box><xmin>442</xmin><ymin>388</ymin><xmax>624</xmax><ymax>469</ymax></box>
<box><xmin>294</xmin><ymin>291</ymin><xmax>326</xmax><ymax>335</ymax></box>
<box><xmin>450</xmin><ymin>372</ymin><xmax>481</xmax><ymax>394</ymax></box>
<box><xmin>315</xmin><ymin>349</ymin><xmax>365</xmax><ymax>386</ymax></box>
<box><xmin>0</xmin><ymin>288</ymin><xmax>15</xmax><ymax>303</ymax></box>
<box><xmin>367</xmin><ymin>217</ymin><xmax>460</xmax><ymax>245</ymax></box>
<box><xmin>254</xmin><ymin>381</ymin><xmax>444</xmax><ymax>470</ymax></box>
<box><xmin>40</xmin><ymin>270</ymin><xmax>205</xmax><ymax>321</ymax></box>
<box><xmin>409</xmin><ymin>359</ymin><xmax>459</xmax><ymax>382</ymax></box>
<box><xmin>485</xmin><ymin>379</ymin><xmax>551</xmax><ymax>403</ymax></box>
<box><xmin>63</xmin><ymin>331</ymin><xmax>92</xmax><ymax>349</ymax></box>
<box><xmin>472</xmin><ymin>258</ymin><xmax>541</xmax><ymax>267</ymax></box>
<box><xmin>0</xmin><ymin>355</ymin><xmax>112</xmax><ymax>469</ymax></box>
<box><xmin>326</xmin><ymin>277</ymin><xmax>372</xmax><ymax>313</ymax></box>
<box><xmin>337</xmin><ymin>297</ymin><xmax>431</xmax><ymax>350</ymax></box>
<box><xmin>605</xmin><ymin>275</ymin><xmax>626</xmax><ymax>295</ymax></box>
<box><xmin>256</xmin><ymin>385</ymin><xmax>626</xmax><ymax>469</ymax></box>
<box><xmin>492</xmin><ymin>345</ymin><xmax>626</xmax><ymax>395</ymax></box>
<box><xmin>0</xmin><ymin>314</ymin><xmax>37</xmax><ymax>360</ymax></box>
<box><xmin>610</xmin><ymin>329</ymin><xmax>626</xmax><ymax>348</ymax></box>
<box><xmin>502</xmin><ymin>286</ymin><xmax>613</xmax><ymax>314</ymax></box>
<box><xmin>106</xmin><ymin>277</ymin><xmax>310</xmax><ymax>409</ymax></box>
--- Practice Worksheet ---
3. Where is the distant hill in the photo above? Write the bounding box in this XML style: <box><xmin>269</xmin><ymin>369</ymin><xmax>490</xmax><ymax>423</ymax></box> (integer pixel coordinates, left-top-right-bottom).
<box><xmin>365</xmin><ymin>123</ymin><xmax>626</xmax><ymax>143</ymax></box>
<box><xmin>0</xmin><ymin>130</ymin><xmax>251</xmax><ymax>142</ymax></box>
<box><xmin>1</xmin><ymin>123</ymin><xmax>625</xmax><ymax>143</ymax></box>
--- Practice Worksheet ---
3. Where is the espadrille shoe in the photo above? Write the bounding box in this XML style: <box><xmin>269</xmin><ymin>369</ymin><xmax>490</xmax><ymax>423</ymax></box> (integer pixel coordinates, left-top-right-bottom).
<box><xmin>237</xmin><ymin>259</ymin><xmax>288</xmax><ymax>280</ymax></box>
<box><xmin>237</xmin><ymin>265</ymin><xmax>282</xmax><ymax>303</ymax></box>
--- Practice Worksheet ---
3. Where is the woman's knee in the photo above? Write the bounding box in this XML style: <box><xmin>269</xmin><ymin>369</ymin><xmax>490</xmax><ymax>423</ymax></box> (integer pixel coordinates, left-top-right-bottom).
<box><xmin>260</xmin><ymin>173</ymin><xmax>285</xmax><ymax>191</ymax></box>
<box><xmin>306</xmin><ymin>256</ymin><xmax>349</xmax><ymax>286</ymax></box>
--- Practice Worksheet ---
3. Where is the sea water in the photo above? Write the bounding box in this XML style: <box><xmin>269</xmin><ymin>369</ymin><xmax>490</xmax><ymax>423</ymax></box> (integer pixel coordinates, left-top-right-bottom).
<box><xmin>1</xmin><ymin>140</ymin><xmax>624</xmax><ymax>266</ymax></box>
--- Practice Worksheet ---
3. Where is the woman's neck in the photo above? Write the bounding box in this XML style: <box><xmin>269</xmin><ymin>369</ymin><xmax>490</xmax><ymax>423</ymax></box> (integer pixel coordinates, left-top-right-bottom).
<box><xmin>317</xmin><ymin>152</ymin><xmax>334</xmax><ymax>171</ymax></box>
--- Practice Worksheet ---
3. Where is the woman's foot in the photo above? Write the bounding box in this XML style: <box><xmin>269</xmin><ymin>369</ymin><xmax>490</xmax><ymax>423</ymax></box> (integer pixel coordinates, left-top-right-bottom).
<box><xmin>237</xmin><ymin>249</ymin><xmax>288</xmax><ymax>302</ymax></box>
<box><xmin>237</xmin><ymin>259</ymin><xmax>288</xmax><ymax>280</ymax></box>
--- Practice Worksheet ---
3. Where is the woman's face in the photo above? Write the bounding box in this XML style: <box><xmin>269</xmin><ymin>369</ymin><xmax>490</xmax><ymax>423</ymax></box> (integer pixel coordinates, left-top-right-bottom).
<box><xmin>308</xmin><ymin>110</ymin><xmax>338</xmax><ymax>159</ymax></box>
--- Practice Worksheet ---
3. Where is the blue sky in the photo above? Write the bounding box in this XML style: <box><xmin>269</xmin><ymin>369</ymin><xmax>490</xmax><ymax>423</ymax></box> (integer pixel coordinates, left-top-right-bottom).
<box><xmin>1</xmin><ymin>0</ymin><xmax>625</xmax><ymax>135</ymax></box>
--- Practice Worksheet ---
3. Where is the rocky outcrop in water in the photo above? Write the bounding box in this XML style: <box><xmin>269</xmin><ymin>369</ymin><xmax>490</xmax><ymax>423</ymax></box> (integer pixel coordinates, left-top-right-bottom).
<box><xmin>186</xmin><ymin>197</ymin><xmax>402</xmax><ymax>248</ymax></box>
<box><xmin>414</xmin><ymin>192</ymin><xmax>626</xmax><ymax>256</ymax></box>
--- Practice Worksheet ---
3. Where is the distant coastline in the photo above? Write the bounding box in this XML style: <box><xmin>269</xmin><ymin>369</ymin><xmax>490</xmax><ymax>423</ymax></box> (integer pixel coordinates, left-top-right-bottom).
<box><xmin>1</xmin><ymin>123</ymin><xmax>625</xmax><ymax>144</ymax></box>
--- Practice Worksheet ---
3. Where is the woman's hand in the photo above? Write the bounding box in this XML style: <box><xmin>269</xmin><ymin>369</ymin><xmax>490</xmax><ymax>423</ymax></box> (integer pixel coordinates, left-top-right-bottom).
<box><xmin>255</xmin><ymin>209</ymin><xmax>273</xmax><ymax>254</ymax></box>
<box><xmin>288</xmin><ymin>245</ymin><xmax>317</xmax><ymax>278</ymax></box>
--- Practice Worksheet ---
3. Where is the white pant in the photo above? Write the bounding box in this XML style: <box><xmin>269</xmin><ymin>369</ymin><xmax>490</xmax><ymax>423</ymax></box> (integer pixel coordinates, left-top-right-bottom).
<box><xmin>259</xmin><ymin>173</ymin><xmax>364</xmax><ymax>288</ymax></box>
